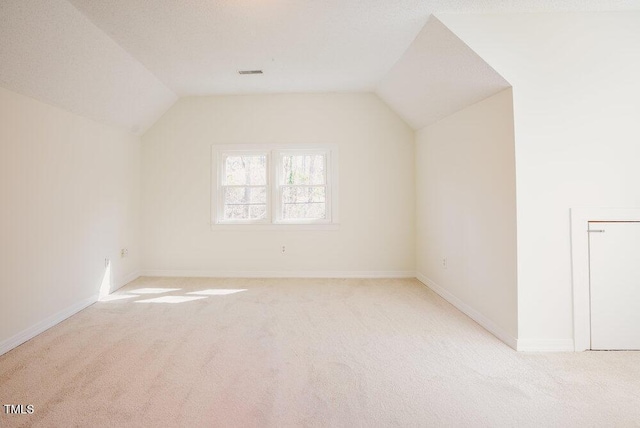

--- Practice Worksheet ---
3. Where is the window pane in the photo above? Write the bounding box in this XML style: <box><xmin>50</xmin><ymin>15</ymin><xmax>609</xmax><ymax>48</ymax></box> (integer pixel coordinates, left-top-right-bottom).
<box><xmin>249</xmin><ymin>205</ymin><xmax>266</xmax><ymax>219</ymax></box>
<box><xmin>223</xmin><ymin>186</ymin><xmax>267</xmax><ymax>220</ymax></box>
<box><xmin>224</xmin><ymin>204</ymin><xmax>267</xmax><ymax>220</ymax></box>
<box><xmin>224</xmin><ymin>187</ymin><xmax>266</xmax><ymax>204</ymax></box>
<box><xmin>224</xmin><ymin>155</ymin><xmax>267</xmax><ymax>185</ymax></box>
<box><xmin>281</xmin><ymin>154</ymin><xmax>325</xmax><ymax>185</ymax></box>
<box><xmin>224</xmin><ymin>204</ymin><xmax>249</xmax><ymax>220</ymax></box>
<box><xmin>281</xmin><ymin>186</ymin><xmax>326</xmax><ymax>220</ymax></box>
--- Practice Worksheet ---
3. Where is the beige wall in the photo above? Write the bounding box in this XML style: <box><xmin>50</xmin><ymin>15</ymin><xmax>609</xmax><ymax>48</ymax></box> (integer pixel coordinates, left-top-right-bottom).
<box><xmin>141</xmin><ymin>93</ymin><xmax>415</xmax><ymax>275</ymax></box>
<box><xmin>440</xmin><ymin>12</ymin><xmax>640</xmax><ymax>349</ymax></box>
<box><xmin>415</xmin><ymin>89</ymin><xmax>518</xmax><ymax>344</ymax></box>
<box><xmin>0</xmin><ymin>87</ymin><xmax>141</xmax><ymax>350</ymax></box>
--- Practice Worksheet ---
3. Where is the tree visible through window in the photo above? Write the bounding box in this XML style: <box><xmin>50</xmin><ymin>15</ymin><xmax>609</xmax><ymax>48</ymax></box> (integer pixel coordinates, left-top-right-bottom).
<box><xmin>280</xmin><ymin>154</ymin><xmax>326</xmax><ymax>220</ymax></box>
<box><xmin>213</xmin><ymin>145</ymin><xmax>336</xmax><ymax>226</ymax></box>
<box><xmin>222</xmin><ymin>154</ymin><xmax>267</xmax><ymax>221</ymax></box>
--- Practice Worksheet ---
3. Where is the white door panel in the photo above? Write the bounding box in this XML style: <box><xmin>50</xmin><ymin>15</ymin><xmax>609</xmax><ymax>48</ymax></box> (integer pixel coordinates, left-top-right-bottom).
<box><xmin>589</xmin><ymin>221</ymin><xmax>640</xmax><ymax>350</ymax></box>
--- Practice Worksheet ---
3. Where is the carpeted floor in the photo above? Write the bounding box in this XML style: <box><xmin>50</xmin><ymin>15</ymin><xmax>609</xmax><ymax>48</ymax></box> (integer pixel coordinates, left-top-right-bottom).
<box><xmin>1</xmin><ymin>277</ymin><xmax>639</xmax><ymax>427</ymax></box>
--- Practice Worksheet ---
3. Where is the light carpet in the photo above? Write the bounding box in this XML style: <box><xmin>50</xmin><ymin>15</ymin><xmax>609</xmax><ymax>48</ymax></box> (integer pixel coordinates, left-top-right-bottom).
<box><xmin>1</xmin><ymin>277</ymin><xmax>639</xmax><ymax>427</ymax></box>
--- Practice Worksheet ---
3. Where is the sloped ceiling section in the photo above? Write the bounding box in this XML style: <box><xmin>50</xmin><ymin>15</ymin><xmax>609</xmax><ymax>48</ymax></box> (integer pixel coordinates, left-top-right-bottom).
<box><xmin>65</xmin><ymin>0</ymin><xmax>432</xmax><ymax>95</ymax></box>
<box><xmin>2</xmin><ymin>1</ymin><xmax>638</xmax><ymax>134</ymax></box>
<box><xmin>65</xmin><ymin>0</ymin><xmax>640</xmax><ymax>98</ymax></box>
<box><xmin>0</xmin><ymin>0</ymin><xmax>177</xmax><ymax>134</ymax></box>
<box><xmin>376</xmin><ymin>16</ymin><xmax>511</xmax><ymax>131</ymax></box>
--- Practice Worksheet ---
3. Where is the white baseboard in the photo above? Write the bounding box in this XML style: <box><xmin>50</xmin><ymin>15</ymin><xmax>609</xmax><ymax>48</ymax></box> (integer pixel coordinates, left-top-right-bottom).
<box><xmin>140</xmin><ymin>270</ymin><xmax>416</xmax><ymax>279</ymax></box>
<box><xmin>516</xmin><ymin>339</ymin><xmax>575</xmax><ymax>352</ymax></box>
<box><xmin>113</xmin><ymin>270</ymin><xmax>141</xmax><ymax>292</ymax></box>
<box><xmin>416</xmin><ymin>273</ymin><xmax>518</xmax><ymax>350</ymax></box>
<box><xmin>0</xmin><ymin>295</ymin><xmax>98</xmax><ymax>357</ymax></box>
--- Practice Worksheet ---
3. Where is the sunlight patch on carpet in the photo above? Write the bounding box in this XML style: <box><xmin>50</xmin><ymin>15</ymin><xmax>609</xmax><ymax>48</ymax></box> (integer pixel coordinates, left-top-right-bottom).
<box><xmin>128</xmin><ymin>288</ymin><xmax>181</xmax><ymax>294</ymax></box>
<box><xmin>135</xmin><ymin>296</ymin><xmax>207</xmax><ymax>304</ymax></box>
<box><xmin>186</xmin><ymin>289</ymin><xmax>247</xmax><ymax>296</ymax></box>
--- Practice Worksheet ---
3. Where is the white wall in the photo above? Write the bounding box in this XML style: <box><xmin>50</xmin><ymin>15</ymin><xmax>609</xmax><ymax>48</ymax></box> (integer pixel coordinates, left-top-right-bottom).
<box><xmin>439</xmin><ymin>12</ymin><xmax>640</xmax><ymax>349</ymax></box>
<box><xmin>416</xmin><ymin>89</ymin><xmax>518</xmax><ymax>346</ymax></box>
<box><xmin>141</xmin><ymin>93</ymin><xmax>415</xmax><ymax>275</ymax></box>
<box><xmin>0</xmin><ymin>87</ymin><xmax>141</xmax><ymax>352</ymax></box>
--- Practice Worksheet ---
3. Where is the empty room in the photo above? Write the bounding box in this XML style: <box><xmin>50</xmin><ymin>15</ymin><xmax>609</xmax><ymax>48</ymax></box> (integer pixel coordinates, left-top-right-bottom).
<box><xmin>1</xmin><ymin>0</ymin><xmax>640</xmax><ymax>426</ymax></box>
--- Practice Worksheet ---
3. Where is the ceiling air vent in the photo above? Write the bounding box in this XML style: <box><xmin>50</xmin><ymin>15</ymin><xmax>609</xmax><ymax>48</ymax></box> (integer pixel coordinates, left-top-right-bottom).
<box><xmin>238</xmin><ymin>70</ymin><xmax>263</xmax><ymax>75</ymax></box>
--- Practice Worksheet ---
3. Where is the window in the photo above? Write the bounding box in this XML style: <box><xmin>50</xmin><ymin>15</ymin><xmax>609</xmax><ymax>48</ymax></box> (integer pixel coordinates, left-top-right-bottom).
<box><xmin>220</xmin><ymin>153</ymin><xmax>269</xmax><ymax>222</ymax></box>
<box><xmin>278</xmin><ymin>151</ymin><xmax>329</xmax><ymax>222</ymax></box>
<box><xmin>212</xmin><ymin>145</ymin><xmax>338</xmax><ymax>228</ymax></box>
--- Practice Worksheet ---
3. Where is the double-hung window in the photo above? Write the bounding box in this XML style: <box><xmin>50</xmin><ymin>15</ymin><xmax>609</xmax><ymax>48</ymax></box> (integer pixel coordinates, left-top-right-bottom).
<box><xmin>219</xmin><ymin>152</ymin><xmax>270</xmax><ymax>222</ymax></box>
<box><xmin>213</xmin><ymin>145</ymin><xmax>337</xmax><ymax>228</ymax></box>
<box><xmin>277</xmin><ymin>150</ymin><xmax>330</xmax><ymax>222</ymax></box>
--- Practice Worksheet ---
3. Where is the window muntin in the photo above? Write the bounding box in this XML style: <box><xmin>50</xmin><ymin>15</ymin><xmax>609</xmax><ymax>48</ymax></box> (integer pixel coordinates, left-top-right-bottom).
<box><xmin>213</xmin><ymin>145</ymin><xmax>336</xmax><ymax>226</ymax></box>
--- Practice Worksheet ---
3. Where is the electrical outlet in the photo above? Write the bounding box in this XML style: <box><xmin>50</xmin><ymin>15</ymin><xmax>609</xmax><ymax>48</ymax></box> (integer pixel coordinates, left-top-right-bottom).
<box><xmin>120</xmin><ymin>248</ymin><xmax>128</xmax><ymax>258</ymax></box>
<box><xmin>442</xmin><ymin>258</ymin><xmax>447</xmax><ymax>269</ymax></box>
<box><xmin>281</xmin><ymin>245</ymin><xmax>286</xmax><ymax>254</ymax></box>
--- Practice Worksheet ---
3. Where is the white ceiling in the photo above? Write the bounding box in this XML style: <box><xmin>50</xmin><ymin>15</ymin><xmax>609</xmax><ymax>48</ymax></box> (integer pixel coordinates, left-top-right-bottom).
<box><xmin>0</xmin><ymin>0</ymin><xmax>176</xmax><ymax>134</ymax></box>
<box><xmin>66</xmin><ymin>0</ymin><xmax>431</xmax><ymax>95</ymax></box>
<box><xmin>376</xmin><ymin>16</ymin><xmax>511</xmax><ymax>130</ymax></box>
<box><xmin>1</xmin><ymin>0</ymin><xmax>639</xmax><ymax>133</ymax></box>
<box><xmin>66</xmin><ymin>0</ymin><xmax>640</xmax><ymax>96</ymax></box>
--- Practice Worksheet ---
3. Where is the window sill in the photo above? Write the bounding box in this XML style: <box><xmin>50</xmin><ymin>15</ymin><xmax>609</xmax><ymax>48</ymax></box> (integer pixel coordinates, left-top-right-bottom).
<box><xmin>210</xmin><ymin>222</ymin><xmax>340</xmax><ymax>231</ymax></box>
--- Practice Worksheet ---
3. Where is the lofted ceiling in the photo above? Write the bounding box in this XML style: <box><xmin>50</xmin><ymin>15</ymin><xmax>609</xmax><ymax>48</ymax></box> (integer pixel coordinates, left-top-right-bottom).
<box><xmin>376</xmin><ymin>16</ymin><xmax>511</xmax><ymax>130</ymax></box>
<box><xmin>65</xmin><ymin>0</ymin><xmax>640</xmax><ymax>96</ymax></box>
<box><xmin>0</xmin><ymin>0</ymin><xmax>176</xmax><ymax>134</ymax></box>
<box><xmin>66</xmin><ymin>0</ymin><xmax>429</xmax><ymax>95</ymax></box>
<box><xmin>1</xmin><ymin>0</ymin><xmax>639</xmax><ymax>133</ymax></box>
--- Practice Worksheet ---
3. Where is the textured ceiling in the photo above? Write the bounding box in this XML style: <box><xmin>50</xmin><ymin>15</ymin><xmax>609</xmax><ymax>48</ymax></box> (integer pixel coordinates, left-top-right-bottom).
<box><xmin>66</xmin><ymin>0</ymin><xmax>430</xmax><ymax>95</ymax></box>
<box><xmin>66</xmin><ymin>0</ymin><xmax>640</xmax><ymax>96</ymax></box>
<box><xmin>1</xmin><ymin>0</ymin><xmax>638</xmax><ymax>133</ymax></box>
<box><xmin>0</xmin><ymin>0</ymin><xmax>176</xmax><ymax>134</ymax></box>
<box><xmin>376</xmin><ymin>16</ymin><xmax>511</xmax><ymax>130</ymax></box>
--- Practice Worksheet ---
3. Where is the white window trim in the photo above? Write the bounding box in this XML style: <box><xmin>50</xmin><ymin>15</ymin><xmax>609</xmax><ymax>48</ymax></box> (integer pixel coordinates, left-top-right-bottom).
<box><xmin>273</xmin><ymin>148</ymin><xmax>332</xmax><ymax>225</ymax></box>
<box><xmin>211</xmin><ymin>144</ymin><xmax>339</xmax><ymax>230</ymax></box>
<box><xmin>215</xmin><ymin>149</ymin><xmax>271</xmax><ymax>225</ymax></box>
